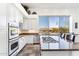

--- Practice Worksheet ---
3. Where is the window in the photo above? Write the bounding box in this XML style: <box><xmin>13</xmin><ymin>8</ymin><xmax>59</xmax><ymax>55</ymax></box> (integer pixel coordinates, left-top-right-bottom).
<box><xmin>39</xmin><ymin>16</ymin><xmax>49</xmax><ymax>34</ymax></box>
<box><xmin>49</xmin><ymin>16</ymin><xmax>59</xmax><ymax>33</ymax></box>
<box><xmin>39</xmin><ymin>16</ymin><xmax>69</xmax><ymax>34</ymax></box>
<box><xmin>59</xmin><ymin>16</ymin><xmax>69</xmax><ymax>33</ymax></box>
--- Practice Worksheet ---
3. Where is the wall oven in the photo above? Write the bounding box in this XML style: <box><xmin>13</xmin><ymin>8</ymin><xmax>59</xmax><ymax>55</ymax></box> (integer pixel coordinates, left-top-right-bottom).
<box><xmin>8</xmin><ymin>23</ymin><xmax>19</xmax><ymax>39</ymax></box>
<box><xmin>9</xmin><ymin>37</ymin><xmax>19</xmax><ymax>56</ymax></box>
<box><xmin>8</xmin><ymin>23</ymin><xmax>19</xmax><ymax>56</ymax></box>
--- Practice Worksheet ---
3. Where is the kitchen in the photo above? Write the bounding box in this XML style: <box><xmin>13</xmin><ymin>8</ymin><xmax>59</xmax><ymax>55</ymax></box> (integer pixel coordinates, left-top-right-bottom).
<box><xmin>0</xmin><ymin>3</ymin><xmax>79</xmax><ymax>56</ymax></box>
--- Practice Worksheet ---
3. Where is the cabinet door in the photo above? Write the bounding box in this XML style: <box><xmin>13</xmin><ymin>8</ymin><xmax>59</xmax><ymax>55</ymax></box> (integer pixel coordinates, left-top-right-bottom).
<box><xmin>23</xmin><ymin>20</ymin><xmax>30</xmax><ymax>30</ymax></box>
<box><xmin>23</xmin><ymin>18</ymin><xmax>39</xmax><ymax>30</ymax></box>
<box><xmin>41</xmin><ymin>43</ymin><xmax>49</xmax><ymax>49</ymax></box>
<box><xmin>8</xmin><ymin>5</ymin><xmax>15</xmax><ymax>22</ymax></box>
<box><xmin>23</xmin><ymin>36</ymin><xmax>29</xmax><ymax>44</ymax></box>
<box><xmin>8</xmin><ymin>4</ymin><xmax>21</xmax><ymax>25</ymax></box>
<box><xmin>49</xmin><ymin>43</ymin><xmax>59</xmax><ymax>49</ymax></box>
<box><xmin>60</xmin><ymin>39</ymin><xmax>70</xmax><ymax>49</ymax></box>
<box><xmin>29</xmin><ymin>19</ymin><xmax>39</xmax><ymax>30</ymax></box>
<box><xmin>19</xmin><ymin>38</ymin><xmax>24</xmax><ymax>50</ymax></box>
<box><xmin>19</xmin><ymin>37</ymin><xmax>26</xmax><ymax>51</ymax></box>
<box><xmin>27</xmin><ymin>35</ymin><xmax>33</xmax><ymax>43</ymax></box>
<box><xmin>22</xmin><ymin>37</ymin><xmax>26</xmax><ymax>46</ymax></box>
<box><xmin>24</xmin><ymin>36</ymin><xmax>34</xmax><ymax>44</ymax></box>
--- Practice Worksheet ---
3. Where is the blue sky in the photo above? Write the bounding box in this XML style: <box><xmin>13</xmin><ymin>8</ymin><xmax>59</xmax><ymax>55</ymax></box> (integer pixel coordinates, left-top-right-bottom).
<box><xmin>39</xmin><ymin>16</ymin><xmax>69</xmax><ymax>28</ymax></box>
<box><xmin>39</xmin><ymin>16</ymin><xmax>49</xmax><ymax>28</ymax></box>
<box><xmin>49</xmin><ymin>16</ymin><xmax>59</xmax><ymax>28</ymax></box>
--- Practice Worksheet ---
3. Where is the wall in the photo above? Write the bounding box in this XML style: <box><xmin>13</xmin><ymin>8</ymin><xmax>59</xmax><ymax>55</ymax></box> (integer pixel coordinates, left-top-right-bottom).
<box><xmin>0</xmin><ymin>4</ymin><xmax>8</xmax><ymax>56</ymax></box>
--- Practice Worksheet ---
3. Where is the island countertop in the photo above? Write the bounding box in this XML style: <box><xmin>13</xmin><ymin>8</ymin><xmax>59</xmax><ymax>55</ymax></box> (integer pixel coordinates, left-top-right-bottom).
<box><xmin>41</xmin><ymin>49</ymin><xmax>79</xmax><ymax>51</ymax></box>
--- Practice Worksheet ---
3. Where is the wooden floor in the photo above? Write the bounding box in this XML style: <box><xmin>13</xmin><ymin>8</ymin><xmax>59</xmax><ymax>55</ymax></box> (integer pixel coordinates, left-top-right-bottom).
<box><xmin>17</xmin><ymin>44</ymin><xmax>41</xmax><ymax>56</ymax></box>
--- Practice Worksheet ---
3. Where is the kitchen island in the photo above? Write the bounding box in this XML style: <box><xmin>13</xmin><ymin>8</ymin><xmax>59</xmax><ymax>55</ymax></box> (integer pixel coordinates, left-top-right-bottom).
<box><xmin>40</xmin><ymin>34</ymin><xmax>79</xmax><ymax>56</ymax></box>
<box><xmin>40</xmin><ymin>34</ymin><xmax>79</xmax><ymax>50</ymax></box>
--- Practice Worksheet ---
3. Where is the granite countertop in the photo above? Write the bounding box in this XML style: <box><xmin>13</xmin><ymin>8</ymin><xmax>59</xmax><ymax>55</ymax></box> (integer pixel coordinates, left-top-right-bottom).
<box><xmin>19</xmin><ymin>33</ymin><xmax>39</xmax><ymax>35</ymax></box>
<box><xmin>19</xmin><ymin>30</ymin><xmax>39</xmax><ymax>35</ymax></box>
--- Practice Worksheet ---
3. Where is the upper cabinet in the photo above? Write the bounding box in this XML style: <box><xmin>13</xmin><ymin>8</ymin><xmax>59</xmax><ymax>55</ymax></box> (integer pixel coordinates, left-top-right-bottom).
<box><xmin>7</xmin><ymin>4</ymin><xmax>29</xmax><ymax>27</ymax></box>
<box><xmin>7</xmin><ymin>4</ymin><xmax>39</xmax><ymax>32</ymax></box>
<box><xmin>22</xmin><ymin>15</ymin><xmax>39</xmax><ymax>33</ymax></box>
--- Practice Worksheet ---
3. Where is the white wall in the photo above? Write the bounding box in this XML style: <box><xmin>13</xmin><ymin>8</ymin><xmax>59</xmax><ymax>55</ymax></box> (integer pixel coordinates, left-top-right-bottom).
<box><xmin>0</xmin><ymin>4</ymin><xmax>8</xmax><ymax>56</ymax></box>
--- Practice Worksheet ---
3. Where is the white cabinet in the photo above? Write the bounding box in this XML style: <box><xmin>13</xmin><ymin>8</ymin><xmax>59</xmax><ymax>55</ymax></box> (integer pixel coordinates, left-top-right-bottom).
<box><xmin>18</xmin><ymin>37</ymin><xmax>26</xmax><ymax>51</ymax></box>
<box><xmin>8</xmin><ymin>4</ymin><xmax>17</xmax><ymax>23</ymax></box>
<box><xmin>8</xmin><ymin>4</ymin><xmax>23</xmax><ymax>27</ymax></box>
<box><xmin>23</xmin><ymin>19</ymin><xmax>38</xmax><ymax>30</ymax></box>
<box><xmin>49</xmin><ymin>43</ymin><xmax>59</xmax><ymax>49</ymax></box>
<box><xmin>23</xmin><ymin>20</ymin><xmax>30</xmax><ymax>30</ymax></box>
<box><xmin>23</xmin><ymin>19</ymin><xmax>39</xmax><ymax>30</ymax></box>
<box><xmin>18</xmin><ymin>35</ymin><xmax>34</xmax><ymax>52</ymax></box>
<box><xmin>60</xmin><ymin>38</ymin><xmax>70</xmax><ymax>49</ymax></box>
<box><xmin>19</xmin><ymin>37</ymin><xmax>24</xmax><ymax>51</ymax></box>
<box><xmin>30</xmin><ymin>19</ymin><xmax>39</xmax><ymax>30</ymax></box>
<box><xmin>41</xmin><ymin>43</ymin><xmax>49</xmax><ymax>49</ymax></box>
<box><xmin>24</xmin><ymin>35</ymin><xmax>34</xmax><ymax>44</ymax></box>
<box><xmin>23</xmin><ymin>15</ymin><xmax>39</xmax><ymax>31</ymax></box>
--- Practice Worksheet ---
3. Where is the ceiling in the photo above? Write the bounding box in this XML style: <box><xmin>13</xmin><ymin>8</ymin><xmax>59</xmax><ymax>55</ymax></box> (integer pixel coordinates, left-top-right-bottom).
<box><xmin>22</xmin><ymin>3</ymin><xmax>79</xmax><ymax>9</ymax></box>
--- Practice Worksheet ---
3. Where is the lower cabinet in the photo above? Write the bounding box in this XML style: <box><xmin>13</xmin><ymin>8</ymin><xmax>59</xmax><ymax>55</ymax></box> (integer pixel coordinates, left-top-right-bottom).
<box><xmin>41</xmin><ymin>43</ymin><xmax>59</xmax><ymax>49</ymax></box>
<box><xmin>24</xmin><ymin>35</ymin><xmax>34</xmax><ymax>44</ymax></box>
<box><xmin>49</xmin><ymin>43</ymin><xmax>59</xmax><ymax>49</ymax></box>
<box><xmin>41</xmin><ymin>43</ymin><xmax>49</xmax><ymax>49</ymax></box>
<box><xmin>18</xmin><ymin>35</ymin><xmax>34</xmax><ymax>51</ymax></box>
<box><xmin>18</xmin><ymin>37</ymin><xmax>26</xmax><ymax>51</ymax></box>
<box><xmin>18</xmin><ymin>35</ymin><xmax>36</xmax><ymax>54</ymax></box>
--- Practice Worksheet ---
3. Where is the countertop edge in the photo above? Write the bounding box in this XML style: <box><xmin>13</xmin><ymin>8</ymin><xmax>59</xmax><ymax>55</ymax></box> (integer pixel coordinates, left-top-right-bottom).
<box><xmin>41</xmin><ymin>49</ymin><xmax>79</xmax><ymax>51</ymax></box>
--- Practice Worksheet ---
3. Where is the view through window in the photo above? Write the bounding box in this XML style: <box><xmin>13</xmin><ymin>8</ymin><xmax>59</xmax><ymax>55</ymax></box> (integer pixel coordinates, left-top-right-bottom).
<box><xmin>39</xmin><ymin>16</ymin><xmax>69</xmax><ymax>34</ymax></box>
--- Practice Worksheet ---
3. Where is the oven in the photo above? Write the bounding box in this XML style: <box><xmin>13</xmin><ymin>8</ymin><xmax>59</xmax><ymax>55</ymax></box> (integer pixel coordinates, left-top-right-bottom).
<box><xmin>8</xmin><ymin>23</ymin><xmax>19</xmax><ymax>56</ymax></box>
<box><xmin>8</xmin><ymin>23</ymin><xmax>19</xmax><ymax>39</ymax></box>
<box><xmin>9</xmin><ymin>37</ymin><xmax>19</xmax><ymax>56</ymax></box>
<box><xmin>9</xmin><ymin>27</ymin><xmax>19</xmax><ymax>39</ymax></box>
